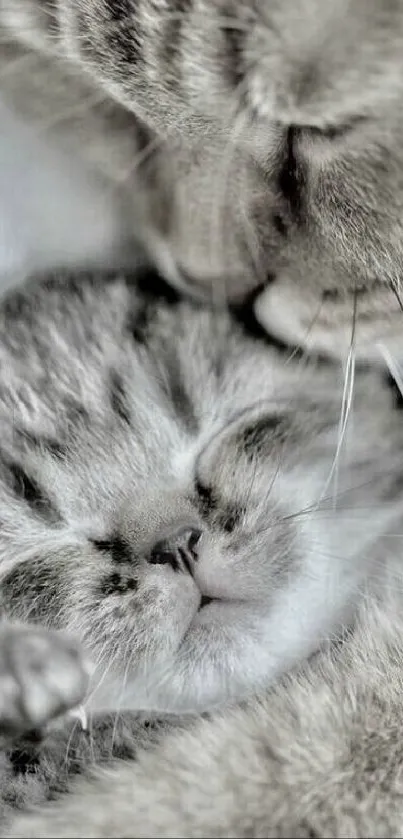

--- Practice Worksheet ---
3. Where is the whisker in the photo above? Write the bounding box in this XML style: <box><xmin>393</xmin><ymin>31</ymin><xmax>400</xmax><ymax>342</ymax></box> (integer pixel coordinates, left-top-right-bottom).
<box><xmin>110</xmin><ymin>653</ymin><xmax>132</xmax><ymax>755</ymax></box>
<box><xmin>278</xmin><ymin>474</ymin><xmax>390</xmax><ymax>527</ymax></box>
<box><xmin>317</xmin><ymin>290</ymin><xmax>357</xmax><ymax>508</ymax></box>
<box><xmin>283</xmin><ymin>300</ymin><xmax>324</xmax><ymax>368</ymax></box>
<box><xmin>63</xmin><ymin>717</ymin><xmax>80</xmax><ymax>773</ymax></box>
<box><xmin>112</xmin><ymin>134</ymin><xmax>163</xmax><ymax>187</ymax></box>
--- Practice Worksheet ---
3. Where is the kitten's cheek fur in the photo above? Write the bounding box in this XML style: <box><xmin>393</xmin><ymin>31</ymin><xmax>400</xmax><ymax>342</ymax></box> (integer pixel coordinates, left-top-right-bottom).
<box><xmin>76</xmin><ymin>571</ymin><xmax>201</xmax><ymax>714</ymax></box>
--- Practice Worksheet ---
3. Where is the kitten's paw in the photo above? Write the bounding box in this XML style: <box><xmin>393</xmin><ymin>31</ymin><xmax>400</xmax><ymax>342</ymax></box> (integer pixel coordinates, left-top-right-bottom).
<box><xmin>0</xmin><ymin>624</ymin><xmax>88</xmax><ymax>741</ymax></box>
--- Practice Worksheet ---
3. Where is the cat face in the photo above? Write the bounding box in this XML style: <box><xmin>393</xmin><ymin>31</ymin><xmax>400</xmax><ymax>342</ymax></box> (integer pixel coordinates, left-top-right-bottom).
<box><xmin>0</xmin><ymin>270</ymin><xmax>400</xmax><ymax>714</ymax></box>
<box><xmin>18</xmin><ymin>0</ymin><xmax>403</xmax><ymax>361</ymax></box>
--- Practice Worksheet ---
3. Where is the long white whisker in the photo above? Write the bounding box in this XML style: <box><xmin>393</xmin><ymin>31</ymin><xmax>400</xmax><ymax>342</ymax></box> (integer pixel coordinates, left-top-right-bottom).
<box><xmin>318</xmin><ymin>293</ymin><xmax>357</xmax><ymax>507</ymax></box>
<box><xmin>111</xmin><ymin>653</ymin><xmax>132</xmax><ymax>755</ymax></box>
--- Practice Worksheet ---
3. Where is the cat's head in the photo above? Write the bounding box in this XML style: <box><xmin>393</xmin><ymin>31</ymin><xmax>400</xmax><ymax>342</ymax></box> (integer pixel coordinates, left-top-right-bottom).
<box><xmin>12</xmin><ymin>0</ymin><xmax>403</xmax><ymax>361</ymax></box>
<box><xmin>0</xmin><ymin>271</ymin><xmax>399</xmax><ymax>713</ymax></box>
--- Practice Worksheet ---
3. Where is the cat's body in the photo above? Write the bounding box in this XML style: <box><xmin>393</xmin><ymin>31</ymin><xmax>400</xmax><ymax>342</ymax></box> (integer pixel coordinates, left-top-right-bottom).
<box><xmin>2</xmin><ymin>2</ymin><xmax>403</xmax><ymax>835</ymax></box>
<box><xmin>0</xmin><ymin>268</ymin><xmax>402</xmax><ymax>833</ymax></box>
<box><xmin>3</xmin><ymin>1</ymin><xmax>403</xmax><ymax>358</ymax></box>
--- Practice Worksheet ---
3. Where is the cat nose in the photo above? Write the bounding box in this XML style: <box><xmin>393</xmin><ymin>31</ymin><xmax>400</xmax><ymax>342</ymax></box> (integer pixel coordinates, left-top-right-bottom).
<box><xmin>148</xmin><ymin>527</ymin><xmax>202</xmax><ymax>573</ymax></box>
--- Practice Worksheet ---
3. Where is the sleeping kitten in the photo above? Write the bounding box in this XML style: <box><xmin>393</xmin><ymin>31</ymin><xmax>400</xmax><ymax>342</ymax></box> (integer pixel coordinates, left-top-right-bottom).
<box><xmin>0</xmin><ymin>266</ymin><xmax>400</xmax><ymax>723</ymax></box>
<box><xmin>2</xmin><ymin>1</ymin><xmax>403</xmax><ymax>359</ymax></box>
<box><xmin>0</xmin><ymin>267</ymin><xmax>400</xmax><ymax>834</ymax></box>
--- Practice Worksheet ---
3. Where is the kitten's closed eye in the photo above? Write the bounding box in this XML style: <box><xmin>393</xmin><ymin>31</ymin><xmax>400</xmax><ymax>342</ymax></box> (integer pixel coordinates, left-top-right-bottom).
<box><xmin>5</xmin><ymin>461</ymin><xmax>60</xmax><ymax>522</ymax></box>
<box><xmin>91</xmin><ymin>537</ymin><xmax>133</xmax><ymax>564</ymax></box>
<box><xmin>194</xmin><ymin>479</ymin><xmax>243</xmax><ymax>534</ymax></box>
<box><xmin>194</xmin><ymin>480</ymin><xmax>217</xmax><ymax>514</ymax></box>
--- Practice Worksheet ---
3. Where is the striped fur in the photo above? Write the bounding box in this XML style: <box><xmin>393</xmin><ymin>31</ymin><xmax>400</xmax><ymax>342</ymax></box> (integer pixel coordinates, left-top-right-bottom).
<box><xmin>0</xmin><ymin>268</ymin><xmax>402</xmax><ymax>833</ymax></box>
<box><xmin>3</xmin><ymin>2</ymin><xmax>403</xmax><ymax>357</ymax></box>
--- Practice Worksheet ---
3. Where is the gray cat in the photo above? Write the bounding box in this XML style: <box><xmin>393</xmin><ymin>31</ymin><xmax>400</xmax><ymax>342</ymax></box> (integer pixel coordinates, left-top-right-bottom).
<box><xmin>0</xmin><ymin>267</ymin><xmax>403</xmax><ymax>835</ymax></box>
<box><xmin>2</xmin><ymin>3</ymin><xmax>403</xmax><ymax>834</ymax></box>
<box><xmin>2</xmin><ymin>1</ymin><xmax>403</xmax><ymax>360</ymax></box>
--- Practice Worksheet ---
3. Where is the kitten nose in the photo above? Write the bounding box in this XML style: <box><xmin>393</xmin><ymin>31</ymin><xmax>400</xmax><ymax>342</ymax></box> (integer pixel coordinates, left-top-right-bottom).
<box><xmin>148</xmin><ymin>527</ymin><xmax>202</xmax><ymax>573</ymax></box>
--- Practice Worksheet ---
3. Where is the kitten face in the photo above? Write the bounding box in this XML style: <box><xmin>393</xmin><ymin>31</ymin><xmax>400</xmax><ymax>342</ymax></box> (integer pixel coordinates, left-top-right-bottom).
<box><xmin>0</xmin><ymin>269</ymin><xmax>401</xmax><ymax>714</ymax></box>
<box><xmin>12</xmin><ymin>0</ymin><xmax>403</xmax><ymax>360</ymax></box>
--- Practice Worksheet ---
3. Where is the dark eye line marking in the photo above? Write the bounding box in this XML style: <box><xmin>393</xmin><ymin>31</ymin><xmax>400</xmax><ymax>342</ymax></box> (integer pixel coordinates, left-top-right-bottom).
<box><xmin>218</xmin><ymin>506</ymin><xmax>243</xmax><ymax>534</ymax></box>
<box><xmin>195</xmin><ymin>479</ymin><xmax>217</xmax><ymax>512</ymax></box>
<box><xmin>91</xmin><ymin>537</ymin><xmax>133</xmax><ymax>564</ymax></box>
<box><xmin>195</xmin><ymin>480</ymin><xmax>243</xmax><ymax>533</ymax></box>
<box><xmin>110</xmin><ymin>370</ymin><xmax>131</xmax><ymax>425</ymax></box>
<box><xmin>7</xmin><ymin>462</ymin><xmax>60</xmax><ymax>521</ymax></box>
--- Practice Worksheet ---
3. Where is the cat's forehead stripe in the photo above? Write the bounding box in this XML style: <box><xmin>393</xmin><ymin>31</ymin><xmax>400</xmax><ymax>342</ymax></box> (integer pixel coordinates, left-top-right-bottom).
<box><xmin>109</xmin><ymin>370</ymin><xmax>131</xmax><ymax>426</ymax></box>
<box><xmin>4</xmin><ymin>461</ymin><xmax>61</xmax><ymax>524</ymax></box>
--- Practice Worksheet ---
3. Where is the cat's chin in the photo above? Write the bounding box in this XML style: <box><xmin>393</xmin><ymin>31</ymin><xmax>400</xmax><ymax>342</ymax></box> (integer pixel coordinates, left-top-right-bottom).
<box><xmin>255</xmin><ymin>278</ymin><xmax>403</xmax><ymax>365</ymax></box>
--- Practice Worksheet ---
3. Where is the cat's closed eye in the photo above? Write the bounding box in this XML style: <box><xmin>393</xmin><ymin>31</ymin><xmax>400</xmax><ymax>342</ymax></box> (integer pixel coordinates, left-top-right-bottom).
<box><xmin>91</xmin><ymin>537</ymin><xmax>133</xmax><ymax>564</ymax></box>
<box><xmin>194</xmin><ymin>479</ymin><xmax>243</xmax><ymax>535</ymax></box>
<box><xmin>194</xmin><ymin>480</ymin><xmax>217</xmax><ymax>514</ymax></box>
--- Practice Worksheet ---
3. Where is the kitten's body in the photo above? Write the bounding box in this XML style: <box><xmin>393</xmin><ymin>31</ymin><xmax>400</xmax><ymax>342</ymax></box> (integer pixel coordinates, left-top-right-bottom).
<box><xmin>2</xmin><ymin>3</ymin><xmax>403</xmax><ymax>834</ymax></box>
<box><xmin>0</xmin><ymin>269</ymin><xmax>401</xmax><ymax>833</ymax></box>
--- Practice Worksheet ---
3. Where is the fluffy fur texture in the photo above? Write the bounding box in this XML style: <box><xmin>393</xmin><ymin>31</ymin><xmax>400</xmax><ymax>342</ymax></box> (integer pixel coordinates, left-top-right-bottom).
<box><xmin>1</xmin><ymin>267</ymin><xmax>401</xmax><ymax>714</ymax></box>
<box><xmin>3</xmin><ymin>3</ymin><xmax>403</xmax><ymax>835</ymax></box>
<box><xmin>6</xmin><ymin>591</ymin><xmax>403</xmax><ymax>838</ymax></box>
<box><xmin>0</xmin><ymin>269</ymin><xmax>402</xmax><ymax>834</ymax></box>
<box><xmin>3</xmin><ymin>1</ymin><xmax>403</xmax><ymax>358</ymax></box>
<box><xmin>5</xmin><ymin>591</ymin><xmax>403</xmax><ymax>838</ymax></box>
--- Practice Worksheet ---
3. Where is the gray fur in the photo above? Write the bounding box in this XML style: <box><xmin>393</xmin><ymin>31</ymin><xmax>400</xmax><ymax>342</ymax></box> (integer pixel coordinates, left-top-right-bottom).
<box><xmin>0</xmin><ymin>267</ymin><xmax>401</xmax><ymax>714</ymax></box>
<box><xmin>3</xmin><ymin>1</ymin><xmax>403</xmax><ymax>357</ymax></box>
<box><xmin>0</xmin><ymin>269</ymin><xmax>402</xmax><ymax>833</ymax></box>
<box><xmin>6</xmin><ymin>592</ymin><xmax>403</xmax><ymax>838</ymax></box>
